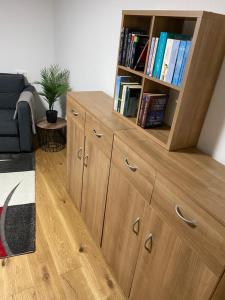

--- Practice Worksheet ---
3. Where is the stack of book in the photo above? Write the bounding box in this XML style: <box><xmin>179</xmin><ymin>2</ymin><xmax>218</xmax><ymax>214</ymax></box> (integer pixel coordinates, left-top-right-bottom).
<box><xmin>137</xmin><ymin>93</ymin><xmax>168</xmax><ymax>128</ymax></box>
<box><xmin>114</xmin><ymin>75</ymin><xmax>141</xmax><ymax>117</ymax></box>
<box><xmin>146</xmin><ymin>32</ymin><xmax>192</xmax><ymax>86</ymax></box>
<box><xmin>118</xmin><ymin>27</ymin><xmax>149</xmax><ymax>71</ymax></box>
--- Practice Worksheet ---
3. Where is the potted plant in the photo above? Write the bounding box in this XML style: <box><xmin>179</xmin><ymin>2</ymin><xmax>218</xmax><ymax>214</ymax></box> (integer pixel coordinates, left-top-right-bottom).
<box><xmin>36</xmin><ymin>65</ymin><xmax>71</xmax><ymax>123</ymax></box>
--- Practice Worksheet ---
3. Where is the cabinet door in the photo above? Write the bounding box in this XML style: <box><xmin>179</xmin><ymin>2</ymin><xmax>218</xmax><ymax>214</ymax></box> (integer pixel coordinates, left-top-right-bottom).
<box><xmin>130</xmin><ymin>206</ymin><xmax>220</xmax><ymax>300</ymax></box>
<box><xmin>102</xmin><ymin>163</ymin><xmax>147</xmax><ymax>297</ymax></box>
<box><xmin>67</xmin><ymin>113</ymin><xmax>85</xmax><ymax>210</ymax></box>
<box><xmin>81</xmin><ymin>135</ymin><xmax>111</xmax><ymax>246</ymax></box>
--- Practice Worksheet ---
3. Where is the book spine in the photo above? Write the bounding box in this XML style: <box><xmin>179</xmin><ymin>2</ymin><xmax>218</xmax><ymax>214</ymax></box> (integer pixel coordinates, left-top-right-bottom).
<box><xmin>134</xmin><ymin>39</ymin><xmax>149</xmax><ymax>71</ymax></box>
<box><xmin>126</xmin><ymin>33</ymin><xmax>132</xmax><ymax>67</ymax></box>
<box><xmin>122</xmin><ymin>28</ymin><xmax>129</xmax><ymax>66</ymax></box>
<box><xmin>177</xmin><ymin>41</ymin><xmax>192</xmax><ymax>85</ymax></box>
<box><xmin>141</xmin><ymin>96</ymin><xmax>151</xmax><ymax>128</ymax></box>
<box><xmin>145</xmin><ymin>96</ymin><xmax>168</xmax><ymax>128</ymax></box>
<box><xmin>160</xmin><ymin>38</ymin><xmax>174</xmax><ymax>81</ymax></box>
<box><xmin>123</xmin><ymin>87</ymin><xmax>130</xmax><ymax>116</ymax></box>
<box><xmin>149</xmin><ymin>38</ymin><xmax>159</xmax><ymax>76</ymax></box>
<box><xmin>114</xmin><ymin>76</ymin><xmax>121</xmax><ymax>111</ymax></box>
<box><xmin>118</xmin><ymin>27</ymin><xmax>125</xmax><ymax>65</ymax></box>
<box><xmin>165</xmin><ymin>40</ymin><xmax>180</xmax><ymax>83</ymax></box>
<box><xmin>120</xmin><ymin>85</ymin><xmax>128</xmax><ymax>114</ymax></box>
<box><xmin>146</xmin><ymin>37</ymin><xmax>155</xmax><ymax>75</ymax></box>
<box><xmin>137</xmin><ymin>95</ymin><xmax>145</xmax><ymax>126</ymax></box>
<box><xmin>172</xmin><ymin>40</ymin><xmax>187</xmax><ymax>86</ymax></box>
<box><xmin>130</xmin><ymin>35</ymin><xmax>139</xmax><ymax>68</ymax></box>
<box><xmin>152</xmin><ymin>32</ymin><xmax>168</xmax><ymax>79</ymax></box>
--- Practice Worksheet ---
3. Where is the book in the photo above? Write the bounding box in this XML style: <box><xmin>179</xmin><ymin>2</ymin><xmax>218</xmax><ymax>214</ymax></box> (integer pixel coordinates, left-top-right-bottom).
<box><xmin>165</xmin><ymin>39</ymin><xmax>180</xmax><ymax>83</ymax></box>
<box><xmin>146</xmin><ymin>37</ymin><xmax>156</xmax><ymax>75</ymax></box>
<box><xmin>140</xmin><ymin>94</ymin><xmax>152</xmax><ymax>128</ymax></box>
<box><xmin>149</xmin><ymin>37</ymin><xmax>159</xmax><ymax>76</ymax></box>
<box><xmin>152</xmin><ymin>32</ymin><xmax>190</xmax><ymax>79</ymax></box>
<box><xmin>117</xmin><ymin>81</ymin><xmax>139</xmax><ymax>113</ymax></box>
<box><xmin>172</xmin><ymin>40</ymin><xmax>187</xmax><ymax>85</ymax></box>
<box><xmin>132</xmin><ymin>35</ymin><xmax>148</xmax><ymax>70</ymax></box>
<box><xmin>118</xmin><ymin>27</ymin><xmax>125</xmax><ymax>65</ymax></box>
<box><xmin>160</xmin><ymin>38</ymin><xmax>174</xmax><ymax>81</ymax></box>
<box><xmin>177</xmin><ymin>40</ymin><xmax>192</xmax><ymax>85</ymax></box>
<box><xmin>120</xmin><ymin>85</ymin><xmax>129</xmax><ymax>115</ymax></box>
<box><xmin>114</xmin><ymin>76</ymin><xmax>131</xmax><ymax>111</ymax></box>
<box><xmin>121</xmin><ymin>27</ymin><xmax>130</xmax><ymax>65</ymax></box>
<box><xmin>145</xmin><ymin>95</ymin><xmax>168</xmax><ymax>128</ymax></box>
<box><xmin>137</xmin><ymin>95</ymin><xmax>146</xmax><ymax>126</ymax></box>
<box><xmin>123</xmin><ymin>85</ymin><xmax>142</xmax><ymax>117</ymax></box>
<box><xmin>134</xmin><ymin>38</ymin><xmax>149</xmax><ymax>71</ymax></box>
<box><xmin>138</xmin><ymin>93</ymin><xmax>168</xmax><ymax>128</ymax></box>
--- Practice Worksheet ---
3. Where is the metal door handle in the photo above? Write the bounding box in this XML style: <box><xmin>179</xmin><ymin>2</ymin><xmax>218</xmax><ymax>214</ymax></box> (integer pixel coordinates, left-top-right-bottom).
<box><xmin>72</xmin><ymin>110</ymin><xmax>79</xmax><ymax>116</ymax></box>
<box><xmin>77</xmin><ymin>147</ymin><xmax>83</xmax><ymax>160</ymax></box>
<box><xmin>175</xmin><ymin>205</ymin><xmax>197</xmax><ymax>227</ymax></box>
<box><xmin>132</xmin><ymin>217</ymin><xmax>140</xmax><ymax>235</ymax></box>
<box><xmin>93</xmin><ymin>129</ymin><xmax>103</xmax><ymax>138</ymax></box>
<box><xmin>124</xmin><ymin>158</ymin><xmax>138</xmax><ymax>172</ymax></box>
<box><xmin>84</xmin><ymin>155</ymin><xmax>88</xmax><ymax>167</ymax></box>
<box><xmin>144</xmin><ymin>233</ymin><xmax>153</xmax><ymax>253</ymax></box>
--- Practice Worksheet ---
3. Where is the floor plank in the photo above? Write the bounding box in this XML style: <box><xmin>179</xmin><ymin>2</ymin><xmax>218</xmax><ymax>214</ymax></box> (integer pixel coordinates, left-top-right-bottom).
<box><xmin>0</xmin><ymin>149</ymin><xmax>125</xmax><ymax>300</ymax></box>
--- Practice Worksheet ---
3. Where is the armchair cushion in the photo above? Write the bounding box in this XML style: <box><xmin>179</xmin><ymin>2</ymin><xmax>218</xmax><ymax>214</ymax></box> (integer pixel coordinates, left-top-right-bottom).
<box><xmin>0</xmin><ymin>73</ymin><xmax>25</xmax><ymax>109</ymax></box>
<box><xmin>0</xmin><ymin>109</ymin><xmax>18</xmax><ymax>136</ymax></box>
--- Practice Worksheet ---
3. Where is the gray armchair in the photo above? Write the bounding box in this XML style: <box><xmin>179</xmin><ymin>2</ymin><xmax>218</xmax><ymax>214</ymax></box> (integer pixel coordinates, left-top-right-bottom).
<box><xmin>0</xmin><ymin>73</ymin><xmax>34</xmax><ymax>153</ymax></box>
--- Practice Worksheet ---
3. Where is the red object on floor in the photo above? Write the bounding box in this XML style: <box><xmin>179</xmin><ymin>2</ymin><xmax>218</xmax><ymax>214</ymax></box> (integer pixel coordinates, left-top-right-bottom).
<box><xmin>0</xmin><ymin>207</ymin><xmax>7</xmax><ymax>258</ymax></box>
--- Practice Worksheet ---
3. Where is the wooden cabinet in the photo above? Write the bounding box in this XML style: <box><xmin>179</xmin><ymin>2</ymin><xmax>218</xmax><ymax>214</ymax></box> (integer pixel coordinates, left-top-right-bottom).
<box><xmin>102</xmin><ymin>137</ymin><xmax>155</xmax><ymax>297</ymax></box>
<box><xmin>130</xmin><ymin>206</ymin><xmax>220</xmax><ymax>300</ymax></box>
<box><xmin>81</xmin><ymin>113</ymin><xmax>114</xmax><ymax>246</ymax></box>
<box><xmin>67</xmin><ymin>91</ymin><xmax>225</xmax><ymax>299</ymax></box>
<box><xmin>102</xmin><ymin>163</ymin><xmax>147</xmax><ymax>297</ymax></box>
<box><xmin>67</xmin><ymin>98</ymin><xmax>85</xmax><ymax>210</ymax></box>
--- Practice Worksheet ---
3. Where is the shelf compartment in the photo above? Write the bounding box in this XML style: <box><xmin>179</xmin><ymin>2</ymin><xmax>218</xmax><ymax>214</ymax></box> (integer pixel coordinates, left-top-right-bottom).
<box><xmin>123</xmin><ymin>15</ymin><xmax>152</xmax><ymax>33</ymax></box>
<box><xmin>152</xmin><ymin>16</ymin><xmax>197</xmax><ymax>38</ymax></box>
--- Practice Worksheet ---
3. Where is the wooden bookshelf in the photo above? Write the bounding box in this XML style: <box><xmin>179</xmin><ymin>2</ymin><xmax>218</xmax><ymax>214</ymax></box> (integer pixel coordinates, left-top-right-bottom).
<box><xmin>113</xmin><ymin>10</ymin><xmax>225</xmax><ymax>150</ymax></box>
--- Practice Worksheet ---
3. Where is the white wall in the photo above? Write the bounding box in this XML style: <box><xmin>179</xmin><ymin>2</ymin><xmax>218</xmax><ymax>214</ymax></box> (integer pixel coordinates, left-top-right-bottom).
<box><xmin>0</xmin><ymin>0</ymin><xmax>57</xmax><ymax>120</ymax></box>
<box><xmin>54</xmin><ymin>0</ymin><xmax>225</xmax><ymax>165</ymax></box>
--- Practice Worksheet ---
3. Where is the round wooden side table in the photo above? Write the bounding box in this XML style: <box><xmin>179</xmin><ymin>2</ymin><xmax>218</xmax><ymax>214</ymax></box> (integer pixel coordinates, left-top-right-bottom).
<box><xmin>36</xmin><ymin>118</ymin><xmax>67</xmax><ymax>152</ymax></box>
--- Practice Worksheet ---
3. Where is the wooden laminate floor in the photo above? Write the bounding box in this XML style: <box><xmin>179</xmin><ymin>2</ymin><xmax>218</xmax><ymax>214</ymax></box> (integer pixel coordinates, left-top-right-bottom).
<box><xmin>0</xmin><ymin>149</ymin><xmax>125</xmax><ymax>300</ymax></box>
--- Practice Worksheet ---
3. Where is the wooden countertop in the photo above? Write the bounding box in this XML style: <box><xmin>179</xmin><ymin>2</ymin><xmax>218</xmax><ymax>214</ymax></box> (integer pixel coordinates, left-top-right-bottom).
<box><xmin>68</xmin><ymin>91</ymin><xmax>225</xmax><ymax>226</ymax></box>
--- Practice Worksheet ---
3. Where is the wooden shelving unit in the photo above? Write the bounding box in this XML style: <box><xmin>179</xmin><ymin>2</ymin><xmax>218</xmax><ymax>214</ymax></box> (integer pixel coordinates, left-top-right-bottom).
<box><xmin>113</xmin><ymin>10</ymin><xmax>225</xmax><ymax>150</ymax></box>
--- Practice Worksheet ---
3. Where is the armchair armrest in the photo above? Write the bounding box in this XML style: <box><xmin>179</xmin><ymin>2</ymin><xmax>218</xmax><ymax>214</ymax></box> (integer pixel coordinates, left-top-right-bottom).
<box><xmin>17</xmin><ymin>101</ymin><xmax>33</xmax><ymax>152</ymax></box>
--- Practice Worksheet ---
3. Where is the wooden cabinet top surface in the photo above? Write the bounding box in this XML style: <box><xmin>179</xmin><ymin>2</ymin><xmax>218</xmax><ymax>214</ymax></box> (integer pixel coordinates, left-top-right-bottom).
<box><xmin>68</xmin><ymin>91</ymin><xmax>225</xmax><ymax>227</ymax></box>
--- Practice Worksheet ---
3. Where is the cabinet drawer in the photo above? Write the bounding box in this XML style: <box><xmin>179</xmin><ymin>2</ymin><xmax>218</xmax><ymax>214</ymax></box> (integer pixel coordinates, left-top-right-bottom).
<box><xmin>67</xmin><ymin>96</ymin><xmax>85</xmax><ymax>128</ymax></box>
<box><xmin>112</xmin><ymin>136</ymin><xmax>156</xmax><ymax>203</ymax></box>
<box><xmin>152</xmin><ymin>174</ymin><xmax>225</xmax><ymax>276</ymax></box>
<box><xmin>85</xmin><ymin>112</ymin><xmax>113</xmax><ymax>158</ymax></box>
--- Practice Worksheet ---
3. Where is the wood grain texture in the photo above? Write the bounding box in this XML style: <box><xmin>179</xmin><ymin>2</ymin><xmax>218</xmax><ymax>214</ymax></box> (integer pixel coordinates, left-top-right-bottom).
<box><xmin>169</xmin><ymin>12</ymin><xmax>225</xmax><ymax>150</ymax></box>
<box><xmin>85</xmin><ymin>112</ymin><xmax>114</xmax><ymax>159</ymax></box>
<box><xmin>151</xmin><ymin>174</ymin><xmax>225</xmax><ymax>276</ymax></box>
<box><xmin>81</xmin><ymin>135</ymin><xmax>111</xmax><ymax>246</ymax></box>
<box><xmin>112</xmin><ymin>136</ymin><xmax>156</xmax><ymax>203</ymax></box>
<box><xmin>113</xmin><ymin>11</ymin><xmax>225</xmax><ymax>150</ymax></box>
<box><xmin>36</xmin><ymin>118</ymin><xmax>67</xmax><ymax>130</ymax></box>
<box><xmin>115</xmin><ymin>128</ymin><xmax>225</xmax><ymax>228</ymax></box>
<box><xmin>102</xmin><ymin>163</ymin><xmax>147</xmax><ymax>297</ymax></box>
<box><xmin>0</xmin><ymin>149</ymin><xmax>125</xmax><ymax>300</ymax></box>
<box><xmin>67</xmin><ymin>113</ymin><xmax>85</xmax><ymax>210</ymax></box>
<box><xmin>130</xmin><ymin>206</ymin><xmax>219</xmax><ymax>300</ymax></box>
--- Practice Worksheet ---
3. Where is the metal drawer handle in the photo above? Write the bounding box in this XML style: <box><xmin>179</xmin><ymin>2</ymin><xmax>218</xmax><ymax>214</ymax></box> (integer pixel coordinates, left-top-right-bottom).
<box><xmin>77</xmin><ymin>147</ymin><xmax>83</xmax><ymax>160</ymax></box>
<box><xmin>72</xmin><ymin>110</ymin><xmax>79</xmax><ymax>117</ymax></box>
<box><xmin>175</xmin><ymin>205</ymin><xmax>197</xmax><ymax>227</ymax></box>
<box><xmin>132</xmin><ymin>217</ymin><xmax>140</xmax><ymax>235</ymax></box>
<box><xmin>144</xmin><ymin>233</ymin><xmax>153</xmax><ymax>253</ymax></box>
<box><xmin>93</xmin><ymin>129</ymin><xmax>103</xmax><ymax>138</ymax></box>
<box><xmin>124</xmin><ymin>158</ymin><xmax>138</xmax><ymax>172</ymax></box>
<box><xmin>84</xmin><ymin>155</ymin><xmax>88</xmax><ymax>167</ymax></box>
